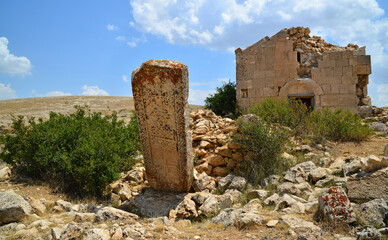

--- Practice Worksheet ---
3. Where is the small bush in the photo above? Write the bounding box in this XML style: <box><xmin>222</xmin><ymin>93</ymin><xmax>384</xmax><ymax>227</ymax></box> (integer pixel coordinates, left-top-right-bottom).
<box><xmin>0</xmin><ymin>106</ymin><xmax>141</xmax><ymax>198</ymax></box>
<box><xmin>205</xmin><ymin>80</ymin><xmax>238</xmax><ymax>118</ymax></box>
<box><xmin>232</xmin><ymin>118</ymin><xmax>291</xmax><ymax>184</ymax></box>
<box><xmin>308</xmin><ymin>107</ymin><xmax>372</xmax><ymax>142</ymax></box>
<box><xmin>247</xmin><ymin>98</ymin><xmax>372</xmax><ymax>143</ymax></box>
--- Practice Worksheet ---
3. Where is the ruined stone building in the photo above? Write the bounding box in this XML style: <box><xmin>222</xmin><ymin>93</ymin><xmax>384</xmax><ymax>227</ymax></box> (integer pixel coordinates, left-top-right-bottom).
<box><xmin>235</xmin><ymin>27</ymin><xmax>372</xmax><ymax>113</ymax></box>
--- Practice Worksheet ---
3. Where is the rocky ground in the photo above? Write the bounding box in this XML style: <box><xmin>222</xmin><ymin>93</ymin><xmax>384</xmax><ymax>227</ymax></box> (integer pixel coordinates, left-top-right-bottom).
<box><xmin>0</xmin><ymin>97</ymin><xmax>388</xmax><ymax>240</ymax></box>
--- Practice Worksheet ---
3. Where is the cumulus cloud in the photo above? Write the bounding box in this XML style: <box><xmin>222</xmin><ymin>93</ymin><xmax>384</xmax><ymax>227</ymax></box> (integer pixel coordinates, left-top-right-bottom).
<box><xmin>130</xmin><ymin>0</ymin><xmax>388</xmax><ymax>106</ymax></box>
<box><xmin>81</xmin><ymin>85</ymin><xmax>109</xmax><ymax>96</ymax></box>
<box><xmin>189</xmin><ymin>89</ymin><xmax>216</xmax><ymax>105</ymax></box>
<box><xmin>115</xmin><ymin>36</ymin><xmax>126</xmax><ymax>41</ymax></box>
<box><xmin>0</xmin><ymin>37</ymin><xmax>32</xmax><ymax>76</ymax></box>
<box><xmin>45</xmin><ymin>91</ymin><xmax>72</xmax><ymax>97</ymax></box>
<box><xmin>107</xmin><ymin>24</ymin><xmax>118</xmax><ymax>31</ymax></box>
<box><xmin>0</xmin><ymin>83</ymin><xmax>16</xmax><ymax>100</ymax></box>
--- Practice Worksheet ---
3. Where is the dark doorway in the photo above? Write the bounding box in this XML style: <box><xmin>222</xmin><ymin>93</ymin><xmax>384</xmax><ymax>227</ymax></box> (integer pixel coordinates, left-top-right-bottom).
<box><xmin>288</xmin><ymin>95</ymin><xmax>315</xmax><ymax>110</ymax></box>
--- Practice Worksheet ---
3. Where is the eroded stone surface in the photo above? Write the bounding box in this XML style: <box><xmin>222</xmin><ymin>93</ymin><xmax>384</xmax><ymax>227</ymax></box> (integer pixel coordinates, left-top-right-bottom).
<box><xmin>131</xmin><ymin>60</ymin><xmax>193</xmax><ymax>192</ymax></box>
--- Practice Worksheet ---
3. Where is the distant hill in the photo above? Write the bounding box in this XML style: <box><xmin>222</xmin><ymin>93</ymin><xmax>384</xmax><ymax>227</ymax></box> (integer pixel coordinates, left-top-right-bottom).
<box><xmin>0</xmin><ymin>96</ymin><xmax>203</xmax><ymax>127</ymax></box>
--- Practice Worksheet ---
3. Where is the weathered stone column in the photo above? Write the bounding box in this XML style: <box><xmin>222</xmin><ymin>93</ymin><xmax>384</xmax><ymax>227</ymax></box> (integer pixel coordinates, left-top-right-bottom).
<box><xmin>131</xmin><ymin>60</ymin><xmax>193</xmax><ymax>192</ymax></box>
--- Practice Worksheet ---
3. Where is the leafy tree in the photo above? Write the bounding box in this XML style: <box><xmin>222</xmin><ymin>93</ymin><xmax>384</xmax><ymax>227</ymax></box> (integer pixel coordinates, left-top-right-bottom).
<box><xmin>205</xmin><ymin>80</ymin><xmax>238</xmax><ymax>118</ymax></box>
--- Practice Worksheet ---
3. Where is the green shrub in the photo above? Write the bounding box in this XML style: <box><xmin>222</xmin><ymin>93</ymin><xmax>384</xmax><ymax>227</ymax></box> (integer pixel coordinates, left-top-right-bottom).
<box><xmin>308</xmin><ymin>107</ymin><xmax>372</xmax><ymax>142</ymax></box>
<box><xmin>232</xmin><ymin>118</ymin><xmax>291</xmax><ymax>184</ymax></box>
<box><xmin>248</xmin><ymin>98</ymin><xmax>309</xmax><ymax>134</ymax></box>
<box><xmin>247</xmin><ymin>97</ymin><xmax>372</xmax><ymax>143</ymax></box>
<box><xmin>0</xmin><ymin>106</ymin><xmax>141</xmax><ymax>198</ymax></box>
<box><xmin>205</xmin><ymin>80</ymin><xmax>238</xmax><ymax>118</ymax></box>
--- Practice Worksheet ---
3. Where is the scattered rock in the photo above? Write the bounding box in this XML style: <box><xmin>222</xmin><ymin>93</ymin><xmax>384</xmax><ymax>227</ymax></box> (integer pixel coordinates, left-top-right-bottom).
<box><xmin>74</xmin><ymin>213</ymin><xmax>96</xmax><ymax>223</ymax></box>
<box><xmin>357</xmin><ymin>226</ymin><xmax>382</xmax><ymax>240</ymax></box>
<box><xmin>348</xmin><ymin>167</ymin><xmax>388</xmax><ymax>202</ymax></box>
<box><xmin>217</xmin><ymin>174</ymin><xmax>235</xmax><ymax>193</ymax></box>
<box><xmin>0</xmin><ymin>166</ymin><xmax>11</xmax><ymax>181</ymax></box>
<box><xmin>309</xmin><ymin>167</ymin><xmax>331</xmax><ymax>183</ymax></box>
<box><xmin>54</xmin><ymin>199</ymin><xmax>73</xmax><ymax>212</ymax></box>
<box><xmin>83</xmin><ymin>228</ymin><xmax>111</xmax><ymax>240</ymax></box>
<box><xmin>211</xmin><ymin>208</ymin><xmax>241</xmax><ymax>227</ymax></box>
<box><xmin>24</xmin><ymin>196</ymin><xmax>46</xmax><ymax>216</ymax></box>
<box><xmin>95</xmin><ymin>207</ymin><xmax>138</xmax><ymax>223</ymax></box>
<box><xmin>318</xmin><ymin>186</ymin><xmax>356</xmax><ymax>223</ymax></box>
<box><xmin>356</xmin><ymin>199</ymin><xmax>388</xmax><ymax>227</ymax></box>
<box><xmin>192</xmin><ymin>172</ymin><xmax>216</xmax><ymax>192</ymax></box>
<box><xmin>274</xmin><ymin>194</ymin><xmax>305</xmax><ymax>214</ymax></box>
<box><xmin>280</xmin><ymin>214</ymin><xmax>320</xmax><ymax>230</ymax></box>
<box><xmin>228</xmin><ymin>176</ymin><xmax>247</xmax><ymax>191</ymax></box>
<box><xmin>264</xmin><ymin>193</ymin><xmax>280</xmax><ymax>206</ymax></box>
<box><xmin>284</xmin><ymin>161</ymin><xmax>316</xmax><ymax>183</ymax></box>
<box><xmin>361</xmin><ymin>155</ymin><xmax>388</xmax><ymax>172</ymax></box>
<box><xmin>175</xmin><ymin>197</ymin><xmax>198</xmax><ymax>219</ymax></box>
<box><xmin>212</xmin><ymin>166</ymin><xmax>229</xmax><ymax>177</ymax></box>
<box><xmin>261</xmin><ymin>175</ymin><xmax>281</xmax><ymax>186</ymax></box>
<box><xmin>236</xmin><ymin>212</ymin><xmax>265</xmax><ymax>229</ymax></box>
<box><xmin>266</xmin><ymin>220</ymin><xmax>278</xmax><ymax>228</ymax></box>
<box><xmin>277</xmin><ymin>181</ymin><xmax>313</xmax><ymax>196</ymax></box>
<box><xmin>0</xmin><ymin>190</ymin><xmax>32</xmax><ymax>225</ymax></box>
<box><xmin>246</xmin><ymin>189</ymin><xmax>268</xmax><ymax>200</ymax></box>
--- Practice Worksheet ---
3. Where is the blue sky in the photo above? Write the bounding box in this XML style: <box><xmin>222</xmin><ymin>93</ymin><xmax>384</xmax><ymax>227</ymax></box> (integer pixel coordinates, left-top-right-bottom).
<box><xmin>1</xmin><ymin>0</ymin><xmax>388</xmax><ymax>106</ymax></box>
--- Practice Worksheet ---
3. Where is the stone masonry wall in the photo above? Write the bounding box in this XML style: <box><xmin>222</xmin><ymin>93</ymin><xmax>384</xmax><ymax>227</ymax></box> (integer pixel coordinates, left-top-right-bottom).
<box><xmin>236</xmin><ymin>27</ymin><xmax>372</xmax><ymax>113</ymax></box>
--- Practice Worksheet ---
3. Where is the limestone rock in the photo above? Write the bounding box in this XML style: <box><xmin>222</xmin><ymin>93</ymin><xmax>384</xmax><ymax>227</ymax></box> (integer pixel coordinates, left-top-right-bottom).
<box><xmin>191</xmin><ymin>192</ymin><xmax>211</xmax><ymax>205</ymax></box>
<box><xmin>261</xmin><ymin>175</ymin><xmax>281</xmax><ymax>186</ymax></box>
<box><xmin>175</xmin><ymin>197</ymin><xmax>198</xmax><ymax>219</ymax></box>
<box><xmin>236</xmin><ymin>212</ymin><xmax>265</xmax><ymax>229</ymax></box>
<box><xmin>318</xmin><ymin>186</ymin><xmax>356</xmax><ymax>223</ymax></box>
<box><xmin>277</xmin><ymin>181</ymin><xmax>313</xmax><ymax>196</ymax></box>
<box><xmin>217</xmin><ymin>174</ymin><xmax>235</xmax><ymax>193</ymax></box>
<box><xmin>384</xmin><ymin>144</ymin><xmax>388</xmax><ymax>156</ymax></box>
<box><xmin>0</xmin><ymin>166</ymin><xmax>11</xmax><ymax>181</ymax></box>
<box><xmin>211</xmin><ymin>208</ymin><xmax>241</xmax><ymax>227</ymax></box>
<box><xmin>274</xmin><ymin>194</ymin><xmax>305</xmax><ymax>214</ymax></box>
<box><xmin>0</xmin><ymin>190</ymin><xmax>32</xmax><ymax>225</ymax></box>
<box><xmin>195</xmin><ymin>161</ymin><xmax>212</xmax><ymax>175</ymax></box>
<box><xmin>357</xmin><ymin>226</ymin><xmax>382</xmax><ymax>240</ymax></box>
<box><xmin>347</xmin><ymin>168</ymin><xmax>388</xmax><ymax>202</ymax></box>
<box><xmin>207</xmin><ymin>155</ymin><xmax>226</xmax><ymax>167</ymax></box>
<box><xmin>280</xmin><ymin>214</ymin><xmax>320</xmax><ymax>230</ymax></box>
<box><xmin>74</xmin><ymin>213</ymin><xmax>96</xmax><ymax>223</ymax></box>
<box><xmin>284</xmin><ymin>161</ymin><xmax>316</xmax><ymax>183</ymax></box>
<box><xmin>342</xmin><ymin>158</ymin><xmax>362</xmax><ymax>176</ymax></box>
<box><xmin>24</xmin><ymin>196</ymin><xmax>46</xmax><ymax>216</ymax></box>
<box><xmin>192</xmin><ymin>172</ymin><xmax>216</xmax><ymax>192</ymax></box>
<box><xmin>215</xmin><ymin>145</ymin><xmax>232</xmax><ymax>158</ymax></box>
<box><xmin>242</xmin><ymin>199</ymin><xmax>262</xmax><ymax>213</ymax></box>
<box><xmin>198</xmin><ymin>194</ymin><xmax>233</xmax><ymax>217</ymax></box>
<box><xmin>264</xmin><ymin>193</ymin><xmax>280</xmax><ymax>206</ymax></box>
<box><xmin>83</xmin><ymin>228</ymin><xmax>110</xmax><ymax>240</ymax></box>
<box><xmin>95</xmin><ymin>207</ymin><xmax>138</xmax><ymax>223</ymax></box>
<box><xmin>309</xmin><ymin>167</ymin><xmax>331</xmax><ymax>183</ymax></box>
<box><xmin>54</xmin><ymin>199</ymin><xmax>73</xmax><ymax>212</ymax></box>
<box><xmin>361</xmin><ymin>155</ymin><xmax>388</xmax><ymax>172</ymax></box>
<box><xmin>60</xmin><ymin>222</ymin><xmax>92</xmax><ymax>240</ymax></box>
<box><xmin>356</xmin><ymin>199</ymin><xmax>388</xmax><ymax>227</ymax></box>
<box><xmin>224</xmin><ymin>189</ymin><xmax>242</xmax><ymax>202</ymax></box>
<box><xmin>228</xmin><ymin>176</ymin><xmax>247</xmax><ymax>191</ymax></box>
<box><xmin>266</xmin><ymin>220</ymin><xmax>278</xmax><ymax>228</ymax></box>
<box><xmin>246</xmin><ymin>189</ymin><xmax>269</xmax><ymax>200</ymax></box>
<box><xmin>212</xmin><ymin>166</ymin><xmax>229</xmax><ymax>177</ymax></box>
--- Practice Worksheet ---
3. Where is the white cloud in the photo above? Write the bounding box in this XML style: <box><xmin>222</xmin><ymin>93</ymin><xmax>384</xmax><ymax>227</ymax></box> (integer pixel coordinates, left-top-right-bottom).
<box><xmin>127</xmin><ymin>41</ymin><xmax>137</xmax><ymax>47</ymax></box>
<box><xmin>81</xmin><ymin>85</ymin><xmax>109</xmax><ymax>96</ymax></box>
<box><xmin>122</xmin><ymin>75</ymin><xmax>130</xmax><ymax>82</ymax></box>
<box><xmin>130</xmin><ymin>0</ymin><xmax>388</xmax><ymax>106</ymax></box>
<box><xmin>107</xmin><ymin>24</ymin><xmax>118</xmax><ymax>31</ymax></box>
<box><xmin>45</xmin><ymin>91</ymin><xmax>72</xmax><ymax>97</ymax></box>
<box><xmin>115</xmin><ymin>36</ymin><xmax>126</xmax><ymax>41</ymax></box>
<box><xmin>0</xmin><ymin>83</ymin><xmax>16</xmax><ymax>100</ymax></box>
<box><xmin>0</xmin><ymin>37</ymin><xmax>31</xmax><ymax>76</ymax></box>
<box><xmin>188</xmin><ymin>89</ymin><xmax>216</xmax><ymax>105</ymax></box>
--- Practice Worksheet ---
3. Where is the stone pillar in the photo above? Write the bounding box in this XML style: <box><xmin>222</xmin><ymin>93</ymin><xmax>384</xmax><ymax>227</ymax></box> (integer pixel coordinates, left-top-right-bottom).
<box><xmin>131</xmin><ymin>60</ymin><xmax>193</xmax><ymax>192</ymax></box>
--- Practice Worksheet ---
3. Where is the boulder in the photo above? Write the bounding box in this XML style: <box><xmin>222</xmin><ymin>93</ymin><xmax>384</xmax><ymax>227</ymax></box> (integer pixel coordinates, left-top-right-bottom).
<box><xmin>342</xmin><ymin>158</ymin><xmax>362</xmax><ymax>176</ymax></box>
<box><xmin>274</xmin><ymin>194</ymin><xmax>305</xmax><ymax>214</ymax></box>
<box><xmin>0</xmin><ymin>190</ymin><xmax>32</xmax><ymax>225</ymax></box>
<box><xmin>175</xmin><ymin>197</ymin><xmax>198</xmax><ymax>219</ymax></box>
<box><xmin>309</xmin><ymin>167</ymin><xmax>331</xmax><ymax>183</ymax></box>
<box><xmin>264</xmin><ymin>193</ymin><xmax>280</xmax><ymax>206</ymax></box>
<box><xmin>191</xmin><ymin>192</ymin><xmax>211</xmax><ymax>205</ymax></box>
<box><xmin>215</xmin><ymin>145</ymin><xmax>232</xmax><ymax>158</ymax></box>
<box><xmin>246</xmin><ymin>189</ymin><xmax>269</xmax><ymax>200</ymax></box>
<box><xmin>54</xmin><ymin>199</ymin><xmax>73</xmax><ymax>212</ymax></box>
<box><xmin>228</xmin><ymin>176</ymin><xmax>247</xmax><ymax>191</ymax></box>
<box><xmin>0</xmin><ymin>167</ymin><xmax>11</xmax><ymax>181</ymax></box>
<box><xmin>24</xmin><ymin>196</ymin><xmax>46</xmax><ymax>216</ymax></box>
<box><xmin>357</xmin><ymin>226</ymin><xmax>382</xmax><ymax>240</ymax></box>
<box><xmin>261</xmin><ymin>175</ymin><xmax>281</xmax><ymax>186</ymax></box>
<box><xmin>207</xmin><ymin>155</ymin><xmax>226</xmax><ymax>167</ymax></box>
<box><xmin>358</xmin><ymin>105</ymin><xmax>373</xmax><ymax>117</ymax></box>
<box><xmin>74</xmin><ymin>213</ymin><xmax>96</xmax><ymax>223</ymax></box>
<box><xmin>198</xmin><ymin>194</ymin><xmax>233</xmax><ymax>217</ymax></box>
<box><xmin>195</xmin><ymin>161</ymin><xmax>212</xmax><ymax>175</ymax></box>
<box><xmin>318</xmin><ymin>186</ymin><xmax>356</xmax><ymax>223</ymax></box>
<box><xmin>241</xmin><ymin>199</ymin><xmax>262</xmax><ymax>213</ymax></box>
<box><xmin>284</xmin><ymin>161</ymin><xmax>316</xmax><ymax>183</ymax></box>
<box><xmin>95</xmin><ymin>207</ymin><xmax>138</xmax><ymax>223</ymax></box>
<box><xmin>347</xmin><ymin>168</ymin><xmax>388</xmax><ymax>202</ymax></box>
<box><xmin>280</xmin><ymin>214</ymin><xmax>320</xmax><ymax>230</ymax></box>
<box><xmin>59</xmin><ymin>222</ymin><xmax>92</xmax><ymax>240</ymax></box>
<box><xmin>277</xmin><ymin>181</ymin><xmax>313</xmax><ymax>196</ymax></box>
<box><xmin>217</xmin><ymin>174</ymin><xmax>235</xmax><ymax>192</ymax></box>
<box><xmin>356</xmin><ymin>199</ymin><xmax>388</xmax><ymax>227</ymax></box>
<box><xmin>83</xmin><ymin>228</ymin><xmax>110</xmax><ymax>240</ymax></box>
<box><xmin>211</xmin><ymin>208</ymin><xmax>241</xmax><ymax>227</ymax></box>
<box><xmin>361</xmin><ymin>155</ymin><xmax>388</xmax><ymax>173</ymax></box>
<box><xmin>236</xmin><ymin>212</ymin><xmax>265</xmax><ymax>229</ymax></box>
<box><xmin>192</xmin><ymin>172</ymin><xmax>216</xmax><ymax>192</ymax></box>
<box><xmin>212</xmin><ymin>166</ymin><xmax>229</xmax><ymax>177</ymax></box>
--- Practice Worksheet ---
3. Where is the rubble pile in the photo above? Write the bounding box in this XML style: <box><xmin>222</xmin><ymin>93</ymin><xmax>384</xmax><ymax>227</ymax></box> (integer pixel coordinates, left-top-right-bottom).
<box><xmin>189</xmin><ymin>109</ymin><xmax>243</xmax><ymax>177</ymax></box>
<box><xmin>286</xmin><ymin>26</ymin><xmax>360</xmax><ymax>78</ymax></box>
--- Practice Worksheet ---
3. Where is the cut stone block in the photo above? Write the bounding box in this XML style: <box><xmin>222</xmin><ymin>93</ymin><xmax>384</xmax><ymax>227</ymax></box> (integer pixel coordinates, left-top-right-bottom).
<box><xmin>131</xmin><ymin>59</ymin><xmax>193</xmax><ymax>192</ymax></box>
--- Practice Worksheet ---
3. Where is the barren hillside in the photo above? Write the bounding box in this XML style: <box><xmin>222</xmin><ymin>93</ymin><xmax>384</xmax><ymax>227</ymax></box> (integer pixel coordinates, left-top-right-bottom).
<box><xmin>0</xmin><ymin>96</ymin><xmax>203</xmax><ymax>127</ymax></box>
